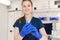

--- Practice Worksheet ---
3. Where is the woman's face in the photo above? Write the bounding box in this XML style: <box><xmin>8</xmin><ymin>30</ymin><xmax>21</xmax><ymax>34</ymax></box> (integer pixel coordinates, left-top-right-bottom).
<box><xmin>22</xmin><ymin>1</ymin><xmax>32</xmax><ymax>15</ymax></box>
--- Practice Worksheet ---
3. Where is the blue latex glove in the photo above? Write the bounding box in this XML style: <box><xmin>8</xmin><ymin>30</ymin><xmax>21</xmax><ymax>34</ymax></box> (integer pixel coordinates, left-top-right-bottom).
<box><xmin>20</xmin><ymin>23</ymin><xmax>42</xmax><ymax>39</ymax></box>
<box><xmin>20</xmin><ymin>23</ymin><xmax>32</xmax><ymax>37</ymax></box>
<box><xmin>30</xmin><ymin>24</ymin><xmax>42</xmax><ymax>39</ymax></box>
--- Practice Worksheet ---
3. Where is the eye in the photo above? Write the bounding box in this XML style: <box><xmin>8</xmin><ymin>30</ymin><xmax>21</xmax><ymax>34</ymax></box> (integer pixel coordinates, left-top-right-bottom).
<box><xmin>23</xmin><ymin>5</ymin><xmax>26</xmax><ymax>7</ymax></box>
<box><xmin>28</xmin><ymin>5</ymin><xmax>30</xmax><ymax>7</ymax></box>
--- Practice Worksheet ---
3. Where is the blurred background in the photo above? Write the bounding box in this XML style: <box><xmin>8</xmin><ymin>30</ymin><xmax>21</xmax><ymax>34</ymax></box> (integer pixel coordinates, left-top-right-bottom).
<box><xmin>0</xmin><ymin>0</ymin><xmax>60</xmax><ymax>40</ymax></box>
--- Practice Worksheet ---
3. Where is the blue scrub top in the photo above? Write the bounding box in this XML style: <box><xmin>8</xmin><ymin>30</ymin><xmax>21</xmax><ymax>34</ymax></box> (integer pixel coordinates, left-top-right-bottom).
<box><xmin>13</xmin><ymin>17</ymin><xmax>44</xmax><ymax>40</ymax></box>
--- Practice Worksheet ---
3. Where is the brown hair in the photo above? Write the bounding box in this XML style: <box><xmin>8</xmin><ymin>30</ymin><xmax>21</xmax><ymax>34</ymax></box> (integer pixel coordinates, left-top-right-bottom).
<box><xmin>18</xmin><ymin>16</ymin><xmax>25</xmax><ymax>23</ymax></box>
<box><xmin>22</xmin><ymin>0</ymin><xmax>33</xmax><ymax>6</ymax></box>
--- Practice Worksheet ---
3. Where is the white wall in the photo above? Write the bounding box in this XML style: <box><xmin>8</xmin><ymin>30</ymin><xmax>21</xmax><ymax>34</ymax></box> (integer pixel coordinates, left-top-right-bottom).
<box><xmin>0</xmin><ymin>3</ymin><xmax>8</xmax><ymax>40</ymax></box>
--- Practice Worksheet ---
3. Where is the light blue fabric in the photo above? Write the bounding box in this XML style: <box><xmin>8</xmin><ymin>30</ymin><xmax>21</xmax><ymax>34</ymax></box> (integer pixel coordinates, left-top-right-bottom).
<box><xmin>20</xmin><ymin>23</ymin><xmax>42</xmax><ymax>39</ymax></box>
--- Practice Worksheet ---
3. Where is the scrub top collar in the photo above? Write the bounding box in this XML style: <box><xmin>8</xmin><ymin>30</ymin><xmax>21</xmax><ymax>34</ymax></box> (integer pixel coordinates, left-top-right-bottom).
<box><xmin>23</xmin><ymin>16</ymin><xmax>34</xmax><ymax>24</ymax></box>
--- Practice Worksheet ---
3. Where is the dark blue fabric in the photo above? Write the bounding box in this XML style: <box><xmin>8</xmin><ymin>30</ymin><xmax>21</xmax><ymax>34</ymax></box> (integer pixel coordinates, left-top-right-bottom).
<box><xmin>13</xmin><ymin>17</ymin><xmax>44</xmax><ymax>40</ymax></box>
<box><xmin>44</xmin><ymin>23</ymin><xmax>52</xmax><ymax>35</ymax></box>
<box><xmin>13</xmin><ymin>19</ymin><xmax>26</xmax><ymax>32</ymax></box>
<box><xmin>30</xmin><ymin>17</ymin><xmax>44</xmax><ymax>30</ymax></box>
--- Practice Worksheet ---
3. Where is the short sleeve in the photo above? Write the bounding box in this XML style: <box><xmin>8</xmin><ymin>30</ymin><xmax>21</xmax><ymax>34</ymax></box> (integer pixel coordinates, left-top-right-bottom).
<box><xmin>13</xmin><ymin>20</ymin><xmax>19</xmax><ymax>28</ymax></box>
<box><xmin>37</xmin><ymin>19</ymin><xmax>45</xmax><ymax>30</ymax></box>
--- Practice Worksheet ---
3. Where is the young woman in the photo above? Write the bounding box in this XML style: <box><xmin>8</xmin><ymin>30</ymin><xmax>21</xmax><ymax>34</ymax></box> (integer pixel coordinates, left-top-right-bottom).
<box><xmin>13</xmin><ymin>0</ymin><xmax>48</xmax><ymax>40</ymax></box>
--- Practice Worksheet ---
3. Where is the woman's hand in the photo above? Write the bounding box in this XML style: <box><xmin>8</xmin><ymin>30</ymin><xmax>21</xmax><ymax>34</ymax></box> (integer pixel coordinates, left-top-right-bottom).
<box><xmin>40</xmin><ymin>36</ymin><xmax>48</xmax><ymax>40</ymax></box>
<box><xmin>39</xmin><ymin>28</ymin><xmax>48</xmax><ymax>40</ymax></box>
<box><xmin>14</xmin><ymin>27</ymin><xmax>23</xmax><ymax>40</ymax></box>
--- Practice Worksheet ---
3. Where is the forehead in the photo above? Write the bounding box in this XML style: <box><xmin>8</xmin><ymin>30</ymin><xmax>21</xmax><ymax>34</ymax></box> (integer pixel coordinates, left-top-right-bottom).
<box><xmin>22</xmin><ymin>1</ymin><xmax>31</xmax><ymax>5</ymax></box>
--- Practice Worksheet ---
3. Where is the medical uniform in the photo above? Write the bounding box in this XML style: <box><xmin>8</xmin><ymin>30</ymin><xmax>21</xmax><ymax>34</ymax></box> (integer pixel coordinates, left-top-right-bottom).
<box><xmin>13</xmin><ymin>17</ymin><xmax>44</xmax><ymax>40</ymax></box>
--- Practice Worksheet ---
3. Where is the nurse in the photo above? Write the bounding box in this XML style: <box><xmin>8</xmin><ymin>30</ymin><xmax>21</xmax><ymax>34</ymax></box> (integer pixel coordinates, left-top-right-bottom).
<box><xmin>13</xmin><ymin>0</ymin><xmax>48</xmax><ymax>40</ymax></box>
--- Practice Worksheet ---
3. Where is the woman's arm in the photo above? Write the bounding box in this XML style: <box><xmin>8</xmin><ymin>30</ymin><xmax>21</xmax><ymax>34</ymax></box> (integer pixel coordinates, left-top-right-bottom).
<box><xmin>39</xmin><ymin>28</ymin><xmax>48</xmax><ymax>40</ymax></box>
<box><xmin>14</xmin><ymin>27</ymin><xmax>23</xmax><ymax>40</ymax></box>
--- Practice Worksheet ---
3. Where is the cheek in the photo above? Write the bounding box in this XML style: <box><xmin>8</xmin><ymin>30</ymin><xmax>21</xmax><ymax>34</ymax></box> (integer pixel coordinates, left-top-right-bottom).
<box><xmin>27</xmin><ymin>7</ymin><xmax>32</xmax><ymax>11</ymax></box>
<box><xmin>29</xmin><ymin>7</ymin><xmax>32</xmax><ymax>11</ymax></box>
<box><xmin>22</xmin><ymin>7</ymin><xmax>25</xmax><ymax>11</ymax></box>
<box><xmin>29</xmin><ymin>7</ymin><xmax>32</xmax><ymax>12</ymax></box>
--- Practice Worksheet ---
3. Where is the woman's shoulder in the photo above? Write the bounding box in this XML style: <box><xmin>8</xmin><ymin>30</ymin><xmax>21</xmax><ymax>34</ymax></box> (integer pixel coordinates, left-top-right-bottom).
<box><xmin>13</xmin><ymin>16</ymin><xmax>25</xmax><ymax>27</ymax></box>
<box><xmin>32</xmin><ymin>17</ymin><xmax>40</xmax><ymax>21</ymax></box>
<box><xmin>31</xmin><ymin>17</ymin><xmax>41</xmax><ymax>25</ymax></box>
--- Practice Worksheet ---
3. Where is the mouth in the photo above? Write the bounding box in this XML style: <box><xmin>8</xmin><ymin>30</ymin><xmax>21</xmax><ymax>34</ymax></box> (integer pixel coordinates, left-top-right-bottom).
<box><xmin>25</xmin><ymin>9</ymin><xmax>29</xmax><ymax>12</ymax></box>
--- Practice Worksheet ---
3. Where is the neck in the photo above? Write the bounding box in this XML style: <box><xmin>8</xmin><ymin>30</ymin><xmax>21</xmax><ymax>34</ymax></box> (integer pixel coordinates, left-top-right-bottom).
<box><xmin>25</xmin><ymin>13</ymin><xmax>32</xmax><ymax>23</ymax></box>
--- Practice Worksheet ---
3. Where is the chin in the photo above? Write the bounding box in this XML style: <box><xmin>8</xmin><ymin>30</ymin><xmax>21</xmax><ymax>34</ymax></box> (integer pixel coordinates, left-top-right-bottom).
<box><xmin>25</xmin><ymin>13</ymin><xmax>30</xmax><ymax>15</ymax></box>
<box><xmin>25</xmin><ymin>12</ymin><xmax>30</xmax><ymax>15</ymax></box>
